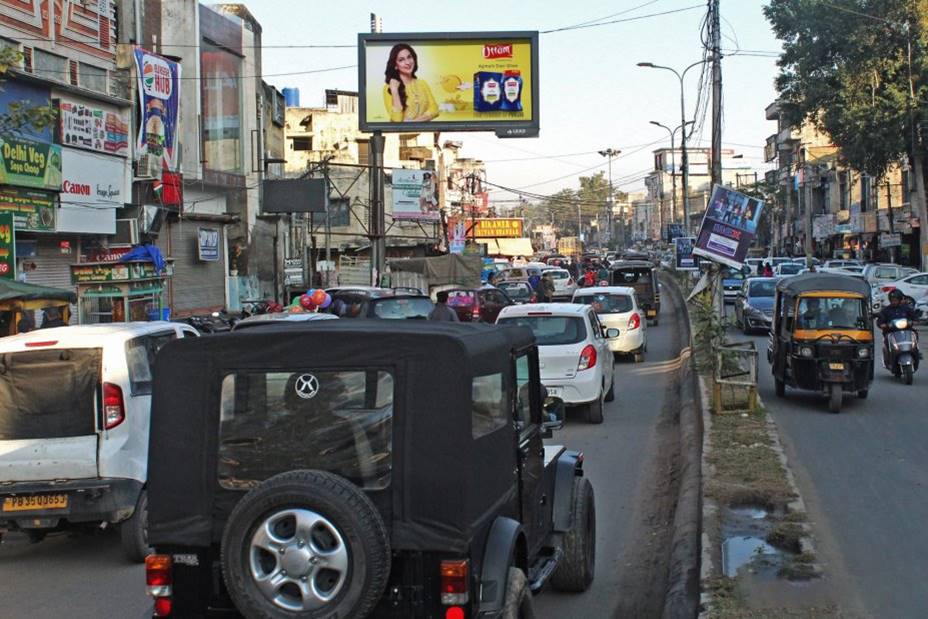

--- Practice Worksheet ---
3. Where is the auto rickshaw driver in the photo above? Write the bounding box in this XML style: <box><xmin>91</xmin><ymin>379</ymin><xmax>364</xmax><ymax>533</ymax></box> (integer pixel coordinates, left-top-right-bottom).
<box><xmin>798</xmin><ymin>298</ymin><xmax>827</xmax><ymax>329</ymax></box>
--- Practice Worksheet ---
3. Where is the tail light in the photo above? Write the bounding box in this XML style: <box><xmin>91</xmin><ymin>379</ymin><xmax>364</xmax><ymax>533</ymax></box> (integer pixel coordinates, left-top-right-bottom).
<box><xmin>146</xmin><ymin>554</ymin><xmax>173</xmax><ymax>616</ymax></box>
<box><xmin>628</xmin><ymin>313</ymin><xmax>641</xmax><ymax>331</ymax></box>
<box><xmin>472</xmin><ymin>303</ymin><xmax>481</xmax><ymax>320</ymax></box>
<box><xmin>103</xmin><ymin>382</ymin><xmax>125</xmax><ymax>430</ymax></box>
<box><xmin>530</xmin><ymin>295</ymin><xmax>538</xmax><ymax>303</ymax></box>
<box><xmin>578</xmin><ymin>344</ymin><xmax>597</xmax><ymax>371</ymax></box>
<box><xmin>440</xmin><ymin>559</ymin><xmax>469</xmax><ymax>605</ymax></box>
<box><xmin>881</xmin><ymin>286</ymin><xmax>896</xmax><ymax>293</ymax></box>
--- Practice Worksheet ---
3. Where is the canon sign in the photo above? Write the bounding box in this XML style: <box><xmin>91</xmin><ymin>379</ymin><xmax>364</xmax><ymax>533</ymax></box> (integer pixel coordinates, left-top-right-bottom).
<box><xmin>483</xmin><ymin>43</ymin><xmax>513</xmax><ymax>59</ymax></box>
<box><xmin>62</xmin><ymin>180</ymin><xmax>92</xmax><ymax>195</ymax></box>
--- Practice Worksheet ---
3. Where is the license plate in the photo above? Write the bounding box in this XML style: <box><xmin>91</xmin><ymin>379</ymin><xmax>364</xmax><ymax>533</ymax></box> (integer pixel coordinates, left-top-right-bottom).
<box><xmin>647</xmin><ymin>310</ymin><xmax>656</xmax><ymax>317</ymax></box>
<box><xmin>546</xmin><ymin>387</ymin><xmax>563</xmax><ymax>398</ymax></box>
<box><xmin>2</xmin><ymin>494</ymin><xmax>68</xmax><ymax>512</ymax></box>
<box><xmin>828</xmin><ymin>362</ymin><xmax>845</xmax><ymax>371</ymax></box>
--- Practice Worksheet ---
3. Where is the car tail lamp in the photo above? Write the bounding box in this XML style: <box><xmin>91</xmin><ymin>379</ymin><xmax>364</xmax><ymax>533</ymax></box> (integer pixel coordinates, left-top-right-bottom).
<box><xmin>627</xmin><ymin>313</ymin><xmax>641</xmax><ymax>331</ymax></box>
<box><xmin>147</xmin><ymin>554</ymin><xmax>173</xmax><ymax>615</ymax></box>
<box><xmin>881</xmin><ymin>286</ymin><xmax>896</xmax><ymax>293</ymax></box>
<box><xmin>24</xmin><ymin>340</ymin><xmax>58</xmax><ymax>347</ymax></box>
<box><xmin>578</xmin><ymin>344</ymin><xmax>597</xmax><ymax>371</ymax></box>
<box><xmin>440</xmin><ymin>559</ymin><xmax>469</xmax><ymax>605</ymax></box>
<box><xmin>472</xmin><ymin>303</ymin><xmax>481</xmax><ymax>320</ymax></box>
<box><xmin>103</xmin><ymin>382</ymin><xmax>126</xmax><ymax>430</ymax></box>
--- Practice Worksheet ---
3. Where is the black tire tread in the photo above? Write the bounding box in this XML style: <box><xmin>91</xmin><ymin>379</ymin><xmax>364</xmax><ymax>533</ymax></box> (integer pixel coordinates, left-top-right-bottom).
<box><xmin>502</xmin><ymin>567</ymin><xmax>535</xmax><ymax>619</ymax></box>
<box><xmin>220</xmin><ymin>470</ymin><xmax>389</xmax><ymax>619</ymax></box>
<box><xmin>550</xmin><ymin>477</ymin><xmax>595</xmax><ymax>592</ymax></box>
<box><xmin>604</xmin><ymin>375</ymin><xmax>615</xmax><ymax>402</ymax></box>
<box><xmin>120</xmin><ymin>490</ymin><xmax>151</xmax><ymax>563</ymax></box>
<box><xmin>586</xmin><ymin>395</ymin><xmax>604</xmax><ymax>424</ymax></box>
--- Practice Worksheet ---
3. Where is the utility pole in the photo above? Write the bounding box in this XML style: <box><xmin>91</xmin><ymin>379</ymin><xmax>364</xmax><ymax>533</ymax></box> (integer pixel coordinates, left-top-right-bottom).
<box><xmin>599</xmin><ymin>148</ymin><xmax>621</xmax><ymax>248</ymax></box>
<box><xmin>710</xmin><ymin>0</ymin><xmax>723</xmax><ymax>188</ymax></box>
<box><xmin>369</xmin><ymin>131</ymin><xmax>386</xmax><ymax>286</ymax></box>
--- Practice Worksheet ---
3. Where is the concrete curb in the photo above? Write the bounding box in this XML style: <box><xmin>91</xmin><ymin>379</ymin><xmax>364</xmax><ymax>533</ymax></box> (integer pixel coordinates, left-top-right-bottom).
<box><xmin>659</xmin><ymin>273</ymin><xmax>704</xmax><ymax>619</ymax></box>
<box><xmin>697</xmin><ymin>374</ymin><xmax>718</xmax><ymax>618</ymax></box>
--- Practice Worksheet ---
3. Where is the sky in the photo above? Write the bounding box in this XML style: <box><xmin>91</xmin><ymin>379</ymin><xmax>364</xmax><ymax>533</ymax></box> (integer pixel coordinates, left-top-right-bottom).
<box><xmin>243</xmin><ymin>0</ymin><xmax>782</xmax><ymax>205</ymax></box>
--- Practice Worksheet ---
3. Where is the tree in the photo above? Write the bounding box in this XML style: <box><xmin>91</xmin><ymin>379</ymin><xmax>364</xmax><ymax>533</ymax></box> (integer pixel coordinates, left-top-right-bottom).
<box><xmin>524</xmin><ymin>171</ymin><xmax>623</xmax><ymax>239</ymax></box>
<box><xmin>764</xmin><ymin>0</ymin><xmax>928</xmax><ymax>266</ymax></box>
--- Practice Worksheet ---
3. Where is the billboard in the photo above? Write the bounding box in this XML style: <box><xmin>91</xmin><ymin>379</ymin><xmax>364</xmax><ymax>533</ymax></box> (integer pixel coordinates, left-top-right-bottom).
<box><xmin>693</xmin><ymin>185</ymin><xmax>765</xmax><ymax>269</ymax></box>
<box><xmin>673</xmin><ymin>236</ymin><xmax>699</xmax><ymax>270</ymax></box>
<box><xmin>0</xmin><ymin>212</ymin><xmax>14</xmax><ymax>280</ymax></box>
<box><xmin>359</xmin><ymin>32</ymin><xmax>539</xmax><ymax>137</ymax></box>
<box><xmin>392</xmin><ymin>169</ymin><xmax>439</xmax><ymax>221</ymax></box>
<box><xmin>262</xmin><ymin>179</ymin><xmax>328</xmax><ymax>214</ymax></box>
<box><xmin>134</xmin><ymin>48</ymin><xmax>182</xmax><ymax>171</ymax></box>
<box><xmin>58</xmin><ymin>96</ymin><xmax>130</xmax><ymax>157</ymax></box>
<box><xmin>473</xmin><ymin>218</ymin><xmax>523</xmax><ymax>238</ymax></box>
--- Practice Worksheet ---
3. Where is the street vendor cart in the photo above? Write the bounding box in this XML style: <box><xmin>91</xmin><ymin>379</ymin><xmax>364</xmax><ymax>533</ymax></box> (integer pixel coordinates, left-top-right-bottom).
<box><xmin>70</xmin><ymin>260</ymin><xmax>170</xmax><ymax>324</ymax></box>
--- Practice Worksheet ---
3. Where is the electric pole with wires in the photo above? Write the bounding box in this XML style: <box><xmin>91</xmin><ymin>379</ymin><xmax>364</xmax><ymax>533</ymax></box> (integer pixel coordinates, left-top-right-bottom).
<box><xmin>709</xmin><ymin>0</ymin><xmax>725</xmax><ymax>315</ymax></box>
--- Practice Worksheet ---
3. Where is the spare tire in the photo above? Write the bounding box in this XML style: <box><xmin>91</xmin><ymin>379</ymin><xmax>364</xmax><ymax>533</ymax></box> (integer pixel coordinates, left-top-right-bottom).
<box><xmin>220</xmin><ymin>470</ymin><xmax>390</xmax><ymax>618</ymax></box>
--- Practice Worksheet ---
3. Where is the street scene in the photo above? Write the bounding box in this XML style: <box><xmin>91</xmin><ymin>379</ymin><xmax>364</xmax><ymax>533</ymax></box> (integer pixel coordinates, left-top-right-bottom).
<box><xmin>1</xmin><ymin>1</ymin><xmax>927</xmax><ymax>618</ymax></box>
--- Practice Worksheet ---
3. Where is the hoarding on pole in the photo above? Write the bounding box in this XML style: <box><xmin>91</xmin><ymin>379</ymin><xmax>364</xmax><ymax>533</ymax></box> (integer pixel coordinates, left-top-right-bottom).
<box><xmin>392</xmin><ymin>169</ymin><xmax>439</xmax><ymax>221</ymax></box>
<box><xmin>692</xmin><ymin>184</ymin><xmax>764</xmax><ymax>269</ymax></box>
<box><xmin>358</xmin><ymin>32</ymin><xmax>539</xmax><ymax>137</ymax></box>
<box><xmin>673</xmin><ymin>236</ymin><xmax>699</xmax><ymax>270</ymax></box>
<box><xmin>0</xmin><ymin>212</ymin><xmax>14</xmax><ymax>280</ymax></box>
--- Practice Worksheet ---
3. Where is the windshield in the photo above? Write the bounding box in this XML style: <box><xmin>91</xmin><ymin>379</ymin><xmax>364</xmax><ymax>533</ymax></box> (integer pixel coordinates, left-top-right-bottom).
<box><xmin>749</xmin><ymin>281</ymin><xmax>776</xmax><ymax>297</ymax></box>
<box><xmin>779</xmin><ymin>264</ymin><xmax>803</xmax><ymax>274</ymax></box>
<box><xmin>371</xmin><ymin>297</ymin><xmax>434</xmax><ymax>319</ymax></box>
<box><xmin>796</xmin><ymin>296</ymin><xmax>867</xmax><ymax>330</ymax></box>
<box><xmin>547</xmin><ymin>270</ymin><xmax>569</xmax><ymax>280</ymax></box>
<box><xmin>499</xmin><ymin>283</ymin><xmax>532</xmax><ymax>299</ymax></box>
<box><xmin>498</xmin><ymin>315</ymin><xmax>587</xmax><ymax>346</ymax></box>
<box><xmin>574</xmin><ymin>293</ymin><xmax>633</xmax><ymax>314</ymax></box>
<box><xmin>446</xmin><ymin>290</ymin><xmax>476</xmax><ymax>306</ymax></box>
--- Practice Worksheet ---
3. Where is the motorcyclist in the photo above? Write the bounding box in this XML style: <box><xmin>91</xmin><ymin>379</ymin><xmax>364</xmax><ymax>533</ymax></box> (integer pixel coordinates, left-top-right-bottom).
<box><xmin>877</xmin><ymin>290</ymin><xmax>917</xmax><ymax>332</ymax></box>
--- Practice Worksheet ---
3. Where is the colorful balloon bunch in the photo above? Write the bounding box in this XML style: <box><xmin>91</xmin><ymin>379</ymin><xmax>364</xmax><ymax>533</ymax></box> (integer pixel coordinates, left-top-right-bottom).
<box><xmin>289</xmin><ymin>288</ymin><xmax>332</xmax><ymax>313</ymax></box>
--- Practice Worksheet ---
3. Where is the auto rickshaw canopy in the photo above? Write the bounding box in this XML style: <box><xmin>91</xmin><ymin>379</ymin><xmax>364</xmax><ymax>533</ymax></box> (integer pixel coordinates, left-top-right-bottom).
<box><xmin>0</xmin><ymin>280</ymin><xmax>76</xmax><ymax>304</ymax></box>
<box><xmin>775</xmin><ymin>272</ymin><xmax>871</xmax><ymax>298</ymax></box>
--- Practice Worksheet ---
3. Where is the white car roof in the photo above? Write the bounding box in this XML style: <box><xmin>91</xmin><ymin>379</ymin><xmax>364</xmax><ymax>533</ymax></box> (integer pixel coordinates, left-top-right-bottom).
<box><xmin>0</xmin><ymin>321</ymin><xmax>182</xmax><ymax>351</ymax></box>
<box><xmin>572</xmin><ymin>286</ymin><xmax>636</xmax><ymax>296</ymax></box>
<box><xmin>498</xmin><ymin>302</ymin><xmax>591</xmax><ymax>318</ymax></box>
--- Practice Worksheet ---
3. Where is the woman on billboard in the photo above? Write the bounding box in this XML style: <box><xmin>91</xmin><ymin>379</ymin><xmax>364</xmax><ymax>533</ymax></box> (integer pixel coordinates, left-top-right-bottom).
<box><xmin>383</xmin><ymin>44</ymin><xmax>439</xmax><ymax>122</ymax></box>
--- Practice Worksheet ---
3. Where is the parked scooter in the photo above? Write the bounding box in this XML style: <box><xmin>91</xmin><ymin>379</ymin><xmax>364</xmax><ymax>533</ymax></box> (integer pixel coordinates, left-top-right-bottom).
<box><xmin>882</xmin><ymin>317</ymin><xmax>920</xmax><ymax>385</ymax></box>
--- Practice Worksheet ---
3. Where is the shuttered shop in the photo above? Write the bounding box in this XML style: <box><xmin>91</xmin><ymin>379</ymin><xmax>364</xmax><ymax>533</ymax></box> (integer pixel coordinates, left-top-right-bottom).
<box><xmin>27</xmin><ymin>235</ymin><xmax>79</xmax><ymax>290</ymax></box>
<box><xmin>157</xmin><ymin>219</ymin><xmax>226</xmax><ymax>314</ymax></box>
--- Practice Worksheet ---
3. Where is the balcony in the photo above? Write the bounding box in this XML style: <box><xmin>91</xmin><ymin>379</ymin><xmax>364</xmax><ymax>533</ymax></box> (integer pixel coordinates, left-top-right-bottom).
<box><xmin>765</xmin><ymin>101</ymin><xmax>780</xmax><ymax>121</ymax></box>
<box><xmin>400</xmin><ymin>146</ymin><xmax>433</xmax><ymax>161</ymax></box>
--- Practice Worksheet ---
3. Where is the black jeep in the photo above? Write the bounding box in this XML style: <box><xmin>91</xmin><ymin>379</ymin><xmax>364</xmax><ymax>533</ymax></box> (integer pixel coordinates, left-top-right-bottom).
<box><xmin>145</xmin><ymin>321</ymin><xmax>595</xmax><ymax>617</ymax></box>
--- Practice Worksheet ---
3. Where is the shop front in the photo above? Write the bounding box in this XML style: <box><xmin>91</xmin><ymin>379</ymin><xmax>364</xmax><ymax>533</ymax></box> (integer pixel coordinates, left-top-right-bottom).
<box><xmin>70</xmin><ymin>260</ymin><xmax>171</xmax><ymax>324</ymax></box>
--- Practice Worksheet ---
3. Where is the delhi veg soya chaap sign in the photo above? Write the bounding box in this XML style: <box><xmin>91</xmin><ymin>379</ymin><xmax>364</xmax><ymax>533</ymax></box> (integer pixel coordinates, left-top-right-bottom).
<box><xmin>0</xmin><ymin>80</ymin><xmax>62</xmax><ymax>191</ymax></box>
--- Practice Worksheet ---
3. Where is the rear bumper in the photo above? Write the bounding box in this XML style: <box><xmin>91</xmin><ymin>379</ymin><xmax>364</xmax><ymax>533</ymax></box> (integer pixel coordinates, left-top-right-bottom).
<box><xmin>743</xmin><ymin>312</ymin><xmax>772</xmax><ymax>331</ymax></box>
<box><xmin>0</xmin><ymin>478</ymin><xmax>142</xmax><ymax>528</ymax></box>
<box><xmin>608</xmin><ymin>329</ymin><xmax>645</xmax><ymax>353</ymax></box>
<box><xmin>543</xmin><ymin>369</ymin><xmax>601</xmax><ymax>405</ymax></box>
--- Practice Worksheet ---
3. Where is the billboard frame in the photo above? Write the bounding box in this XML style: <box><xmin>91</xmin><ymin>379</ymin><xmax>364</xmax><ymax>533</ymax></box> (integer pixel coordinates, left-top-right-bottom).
<box><xmin>358</xmin><ymin>31</ymin><xmax>540</xmax><ymax>138</ymax></box>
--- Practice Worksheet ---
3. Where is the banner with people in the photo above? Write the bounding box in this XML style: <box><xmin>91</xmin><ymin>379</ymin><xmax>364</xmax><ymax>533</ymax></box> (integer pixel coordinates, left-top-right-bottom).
<box><xmin>134</xmin><ymin>48</ymin><xmax>181</xmax><ymax>171</ymax></box>
<box><xmin>673</xmin><ymin>236</ymin><xmax>699</xmax><ymax>270</ymax></box>
<box><xmin>693</xmin><ymin>185</ymin><xmax>764</xmax><ymax>269</ymax></box>
<box><xmin>392</xmin><ymin>169</ymin><xmax>439</xmax><ymax>221</ymax></box>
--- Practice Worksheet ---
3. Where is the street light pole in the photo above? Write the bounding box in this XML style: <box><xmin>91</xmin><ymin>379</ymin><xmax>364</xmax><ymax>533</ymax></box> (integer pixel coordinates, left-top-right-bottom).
<box><xmin>638</xmin><ymin>59</ymin><xmax>709</xmax><ymax>233</ymax></box>
<box><xmin>649</xmin><ymin>120</ymin><xmax>693</xmax><ymax>231</ymax></box>
<box><xmin>598</xmin><ymin>148</ymin><xmax>621</xmax><ymax>248</ymax></box>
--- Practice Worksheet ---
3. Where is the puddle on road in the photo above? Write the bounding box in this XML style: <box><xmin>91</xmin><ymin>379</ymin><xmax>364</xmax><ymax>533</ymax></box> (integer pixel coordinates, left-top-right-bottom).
<box><xmin>729</xmin><ymin>505</ymin><xmax>767</xmax><ymax>520</ymax></box>
<box><xmin>722</xmin><ymin>536</ymin><xmax>781</xmax><ymax>577</ymax></box>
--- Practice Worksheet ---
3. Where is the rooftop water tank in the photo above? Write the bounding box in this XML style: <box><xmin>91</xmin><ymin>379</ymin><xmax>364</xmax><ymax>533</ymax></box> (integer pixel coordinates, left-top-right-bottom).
<box><xmin>282</xmin><ymin>87</ymin><xmax>300</xmax><ymax>107</ymax></box>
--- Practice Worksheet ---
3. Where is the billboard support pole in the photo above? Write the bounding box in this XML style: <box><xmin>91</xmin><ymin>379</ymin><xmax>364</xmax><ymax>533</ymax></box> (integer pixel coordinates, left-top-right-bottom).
<box><xmin>370</xmin><ymin>130</ymin><xmax>386</xmax><ymax>285</ymax></box>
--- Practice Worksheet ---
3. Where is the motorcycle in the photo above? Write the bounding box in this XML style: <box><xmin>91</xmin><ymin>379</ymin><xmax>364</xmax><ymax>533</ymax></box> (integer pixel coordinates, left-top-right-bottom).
<box><xmin>882</xmin><ymin>317</ymin><xmax>920</xmax><ymax>385</ymax></box>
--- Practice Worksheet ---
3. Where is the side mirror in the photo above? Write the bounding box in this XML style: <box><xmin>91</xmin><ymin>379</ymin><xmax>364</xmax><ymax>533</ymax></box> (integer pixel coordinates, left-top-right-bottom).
<box><xmin>605</xmin><ymin>327</ymin><xmax>620</xmax><ymax>339</ymax></box>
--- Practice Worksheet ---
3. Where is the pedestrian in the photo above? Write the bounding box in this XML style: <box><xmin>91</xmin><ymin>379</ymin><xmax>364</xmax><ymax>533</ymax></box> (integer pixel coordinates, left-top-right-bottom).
<box><xmin>583</xmin><ymin>269</ymin><xmax>595</xmax><ymax>287</ymax></box>
<box><xmin>536</xmin><ymin>273</ymin><xmax>555</xmax><ymax>303</ymax></box>
<box><xmin>762</xmin><ymin>262</ymin><xmax>774</xmax><ymax>277</ymax></box>
<box><xmin>40</xmin><ymin>306</ymin><xmax>65</xmax><ymax>328</ymax></box>
<box><xmin>597</xmin><ymin>264</ymin><xmax>610</xmax><ymax>285</ymax></box>
<box><xmin>428</xmin><ymin>290</ymin><xmax>460</xmax><ymax>321</ymax></box>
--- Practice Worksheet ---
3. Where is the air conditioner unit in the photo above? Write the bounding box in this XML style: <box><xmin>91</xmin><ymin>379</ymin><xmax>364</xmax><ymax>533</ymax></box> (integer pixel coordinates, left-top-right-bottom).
<box><xmin>114</xmin><ymin>218</ymin><xmax>139</xmax><ymax>245</ymax></box>
<box><xmin>135</xmin><ymin>154</ymin><xmax>162</xmax><ymax>180</ymax></box>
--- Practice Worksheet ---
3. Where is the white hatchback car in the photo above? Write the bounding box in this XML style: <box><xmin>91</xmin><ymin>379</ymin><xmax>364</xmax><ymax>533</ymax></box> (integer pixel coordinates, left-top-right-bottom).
<box><xmin>542</xmin><ymin>267</ymin><xmax>578</xmax><ymax>300</ymax></box>
<box><xmin>0</xmin><ymin>321</ymin><xmax>198</xmax><ymax>562</ymax></box>
<box><xmin>497</xmin><ymin>303</ymin><xmax>616</xmax><ymax>424</ymax></box>
<box><xmin>572</xmin><ymin>286</ymin><xmax>647</xmax><ymax>361</ymax></box>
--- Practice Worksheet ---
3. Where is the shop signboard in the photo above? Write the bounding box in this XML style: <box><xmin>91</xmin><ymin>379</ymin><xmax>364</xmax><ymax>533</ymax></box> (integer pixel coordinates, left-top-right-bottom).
<box><xmin>58</xmin><ymin>97</ymin><xmax>130</xmax><ymax>157</ymax></box>
<box><xmin>359</xmin><ymin>32</ymin><xmax>539</xmax><ymax>137</ymax></box>
<box><xmin>0</xmin><ymin>187</ymin><xmax>56</xmax><ymax>232</ymax></box>
<box><xmin>862</xmin><ymin>211</ymin><xmax>878</xmax><ymax>234</ymax></box>
<box><xmin>391</xmin><ymin>169</ymin><xmax>439</xmax><ymax>221</ymax></box>
<box><xmin>813</xmin><ymin>214</ymin><xmax>836</xmax><ymax>239</ymax></box>
<box><xmin>879</xmin><ymin>233</ymin><xmax>902</xmax><ymax>248</ymax></box>
<box><xmin>197</xmin><ymin>227</ymin><xmax>220</xmax><ymax>262</ymax></box>
<box><xmin>71</xmin><ymin>261</ymin><xmax>162</xmax><ymax>284</ymax></box>
<box><xmin>60</xmin><ymin>149</ymin><xmax>127</xmax><ymax>206</ymax></box>
<box><xmin>134</xmin><ymin>48</ymin><xmax>182</xmax><ymax>171</ymax></box>
<box><xmin>473</xmin><ymin>217</ymin><xmax>523</xmax><ymax>238</ymax></box>
<box><xmin>692</xmin><ymin>184</ymin><xmax>765</xmax><ymax>269</ymax></box>
<box><xmin>673</xmin><ymin>236</ymin><xmax>699</xmax><ymax>270</ymax></box>
<box><xmin>665</xmin><ymin>223</ymin><xmax>685</xmax><ymax>242</ymax></box>
<box><xmin>0</xmin><ymin>212</ymin><xmax>14</xmax><ymax>280</ymax></box>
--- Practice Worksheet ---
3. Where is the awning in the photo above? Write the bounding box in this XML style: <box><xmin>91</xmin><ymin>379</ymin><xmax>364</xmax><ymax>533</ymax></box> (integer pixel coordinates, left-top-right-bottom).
<box><xmin>482</xmin><ymin>238</ymin><xmax>534</xmax><ymax>257</ymax></box>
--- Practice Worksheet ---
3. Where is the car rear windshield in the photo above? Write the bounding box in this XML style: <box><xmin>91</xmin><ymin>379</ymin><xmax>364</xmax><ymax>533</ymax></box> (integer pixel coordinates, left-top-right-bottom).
<box><xmin>749</xmin><ymin>281</ymin><xmax>776</xmax><ymax>297</ymax></box>
<box><xmin>611</xmin><ymin>269</ymin><xmax>648</xmax><ymax>284</ymax></box>
<box><xmin>547</xmin><ymin>270</ymin><xmax>569</xmax><ymax>280</ymax></box>
<box><xmin>499</xmin><ymin>283</ymin><xmax>532</xmax><ymax>299</ymax></box>
<box><xmin>779</xmin><ymin>264</ymin><xmax>802</xmax><ymax>274</ymax></box>
<box><xmin>0</xmin><ymin>349</ymin><xmax>101</xmax><ymax>440</ymax></box>
<box><xmin>447</xmin><ymin>290</ymin><xmax>476</xmax><ymax>306</ymax></box>
<box><xmin>218</xmin><ymin>370</ymin><xmax>394</xmax><ymax>490</ymax></box>
<box><xmin>497</xmin><ymin>315</ymin><xmax>586</xmax><ymax>346</ymax></box>
<box><xmin>371</xmin><ymin>297</ymin><xmax>434</xmax><ymax>319</ymax></box>
<box><xmin>574</xmin><ymin>293</ymin><xmax>633</xmax><ymax>314</ymax></box>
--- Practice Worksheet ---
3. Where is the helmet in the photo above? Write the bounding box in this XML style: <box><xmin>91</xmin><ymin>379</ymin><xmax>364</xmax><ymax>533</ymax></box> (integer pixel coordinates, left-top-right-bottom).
<box><xmin>889</xmin><ymin>289</ymin><xmax>904</xmax><ymax>302</ymax></box>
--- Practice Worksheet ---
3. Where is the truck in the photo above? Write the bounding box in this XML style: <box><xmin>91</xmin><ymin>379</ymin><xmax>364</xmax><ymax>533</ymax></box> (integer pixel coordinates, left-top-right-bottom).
<box><xmin>557</xmin><ymin>236</ymin><xmax>582</xmax><ymax>258</ymax></box>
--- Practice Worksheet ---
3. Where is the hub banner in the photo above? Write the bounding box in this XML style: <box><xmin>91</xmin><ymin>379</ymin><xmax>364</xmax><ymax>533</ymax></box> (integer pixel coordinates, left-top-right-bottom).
<box><xmin>693</xmin><ymin>185</ymin><xmax>764</xmax><ymax>269</ymax></box>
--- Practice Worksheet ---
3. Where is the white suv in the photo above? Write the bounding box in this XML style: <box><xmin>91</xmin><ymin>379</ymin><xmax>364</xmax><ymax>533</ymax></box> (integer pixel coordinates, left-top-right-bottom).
<box><xmin>0</xmin><ymin>321</ymin><xmax>198</xmax><ymax>561</ymax></box>
<box><xmin>497</xmin><ymin>303</ymin><xmax>616</xmax><ymax>424</ymax></box>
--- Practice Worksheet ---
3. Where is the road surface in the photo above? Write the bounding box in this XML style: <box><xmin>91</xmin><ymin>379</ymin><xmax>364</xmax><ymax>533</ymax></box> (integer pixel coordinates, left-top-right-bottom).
<box><xmin>726</xmin><ymin>304</ymin><xmax>928</xmax><ymax>618</ymax></box>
